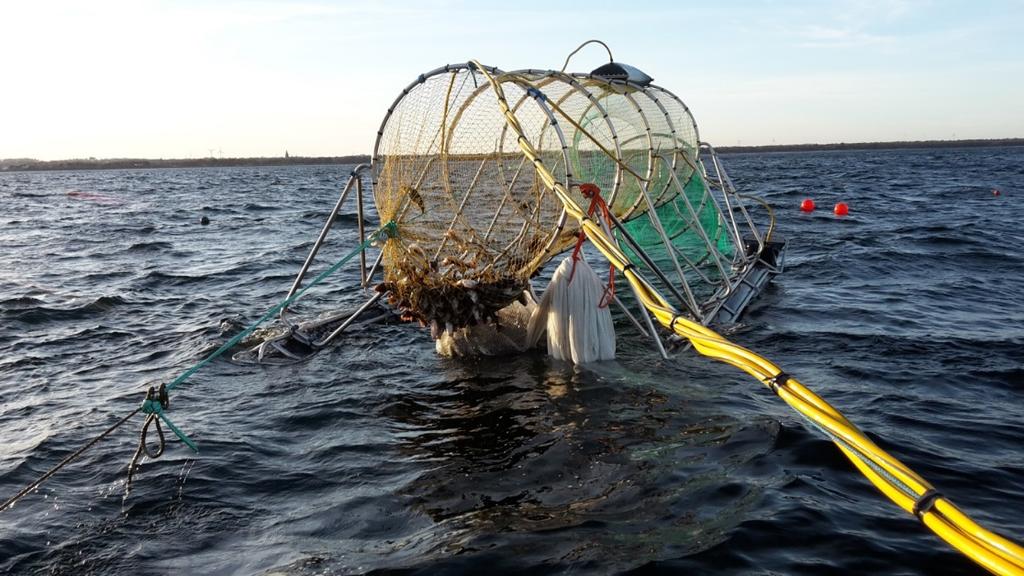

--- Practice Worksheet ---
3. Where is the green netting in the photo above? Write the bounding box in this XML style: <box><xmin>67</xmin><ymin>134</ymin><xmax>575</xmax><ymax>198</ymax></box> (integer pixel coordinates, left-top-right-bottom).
<box><xmin>617</xmin><ymin>173</ymin><xmax>734</xmax><ymax>293</ymax></box>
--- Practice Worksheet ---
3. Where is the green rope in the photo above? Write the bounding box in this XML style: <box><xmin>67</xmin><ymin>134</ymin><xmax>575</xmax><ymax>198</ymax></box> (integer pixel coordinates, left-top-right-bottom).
<box><xmin>141</xmin><ymin>395</ymin><xmax>198</xmax><ymax>452</ymax></box>
<box><xmin>149</xmin><ymin>221</ymin><xmax>396</xmax><ymax>448</ymax></box>
<box><xmin>165</xmin><ymin>222</ymin><xmax>393</xmax><ymax>393</ymax></box>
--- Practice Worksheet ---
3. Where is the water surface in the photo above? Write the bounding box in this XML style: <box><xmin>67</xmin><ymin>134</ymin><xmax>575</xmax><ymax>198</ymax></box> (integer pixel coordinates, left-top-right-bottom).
<box><xmin>1</xmin><ymin>148</ymin><xmax>1022</xmax><ymax>574</ymax></box>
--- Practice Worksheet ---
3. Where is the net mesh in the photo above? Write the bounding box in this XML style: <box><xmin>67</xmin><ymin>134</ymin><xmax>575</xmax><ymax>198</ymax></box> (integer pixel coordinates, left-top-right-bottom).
<box><xmin>372</xmin><ymin>65</ymin><xmax>729</xmax><ymax>330</ymax></box>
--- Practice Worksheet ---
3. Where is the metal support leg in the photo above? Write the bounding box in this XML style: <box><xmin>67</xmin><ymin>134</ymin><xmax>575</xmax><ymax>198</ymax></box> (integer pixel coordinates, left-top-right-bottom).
<box><xmin>314</xmin><ymin>291</ymin><xmax>386</xmax><ymax>347</ymax></box>
<box><xmin>281</xmin><ymin>164</ymin><xmax>369</xmax><ymax>322</ymax></box>
<box><xmin>356</xmin><ymin>173</ymin><xmax>368</xmax><ymax>288</ymax></box>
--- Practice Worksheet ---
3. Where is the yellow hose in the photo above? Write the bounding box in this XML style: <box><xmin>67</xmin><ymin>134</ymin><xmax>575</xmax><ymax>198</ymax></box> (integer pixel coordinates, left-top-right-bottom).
<box><xmin>472</xmin><ymin>61</ymin><xmax>1024</xmax><ymax>576</ymax></box>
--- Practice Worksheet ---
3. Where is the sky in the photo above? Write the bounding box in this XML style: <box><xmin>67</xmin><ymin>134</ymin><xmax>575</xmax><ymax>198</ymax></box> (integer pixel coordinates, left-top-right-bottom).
<box><xmin>2</xmin><ymin>0</ymin><xmax>1022</xmax><ymax>160</ymax></box>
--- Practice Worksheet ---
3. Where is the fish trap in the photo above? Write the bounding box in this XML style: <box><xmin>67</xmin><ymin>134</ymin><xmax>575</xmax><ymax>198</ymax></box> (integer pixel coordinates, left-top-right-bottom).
<box><xmin>371</xmin><ymin>51</ymin><xmax>779</xmax><ymax>334</ymax></box>
<box><xmin>240</xmin><ymin>42</ymin><xmax>782</xmax><ymax>364</ymax></box>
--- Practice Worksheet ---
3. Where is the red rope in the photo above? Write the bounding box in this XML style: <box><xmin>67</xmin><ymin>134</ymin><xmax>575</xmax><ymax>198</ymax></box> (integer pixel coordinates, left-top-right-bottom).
<box><xmin>570</xmin><ymin>183</ymin><xmax>616</xmax><ymax>308</ymax></box>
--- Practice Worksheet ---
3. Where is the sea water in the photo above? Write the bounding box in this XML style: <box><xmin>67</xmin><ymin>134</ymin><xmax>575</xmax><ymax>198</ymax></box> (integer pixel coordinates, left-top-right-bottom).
<box><xmin>1</xmin><ymin>147</ymin><xmax>1022</xmax><ymax>574</ymax></box>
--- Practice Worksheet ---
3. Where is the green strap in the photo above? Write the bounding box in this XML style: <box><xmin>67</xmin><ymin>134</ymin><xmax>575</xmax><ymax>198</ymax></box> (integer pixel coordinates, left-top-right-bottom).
<box><xmin>142</xmin><ymin>222</ymin><xmax>396</xmax><ymax>449</ymax></box>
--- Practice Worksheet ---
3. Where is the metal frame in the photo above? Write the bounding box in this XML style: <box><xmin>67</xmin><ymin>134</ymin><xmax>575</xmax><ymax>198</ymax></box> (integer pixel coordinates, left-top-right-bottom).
<box><xmin>245</xmin><ymin>59</ymin><xmax>782</xmax><ymax>364</ymax></box>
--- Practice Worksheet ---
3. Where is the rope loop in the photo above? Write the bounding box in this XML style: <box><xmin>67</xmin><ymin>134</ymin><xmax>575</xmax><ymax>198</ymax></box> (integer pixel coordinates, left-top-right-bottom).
<box><xmin>139</xmin><ymin>384</ymin><xmax>198</xmax><ymax>453</ymax></box>
<box><xmin>140</xmin><ymin>414</ymin><xmax>166</xmax><ymax>459</ymax></box>
<box><xmin>139</xmin><ymin>386</ymin><xmax>168</xmax><ymax>459</ymax></box>
<box><xmin>127</xmin><ymin>387</ymin><xmax>169</xmax><ymax>493</ymax></box>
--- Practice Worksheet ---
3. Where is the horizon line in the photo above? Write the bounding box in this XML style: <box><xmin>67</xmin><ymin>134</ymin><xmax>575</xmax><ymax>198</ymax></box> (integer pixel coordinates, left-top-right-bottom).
<box><xmin>3</xmin><ymin>137</ymin><xmax>1023</xmax><ymax>168</ymax></box>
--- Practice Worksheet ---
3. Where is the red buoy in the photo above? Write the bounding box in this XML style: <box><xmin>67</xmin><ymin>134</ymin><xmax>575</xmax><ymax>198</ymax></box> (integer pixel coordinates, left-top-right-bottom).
<box><xmin>834</xmin><ymin>202</ymin><xmax>849</xmax><ymax>216</ymax></box>
<box><xmin>800</xmin><ymin>198</ymin><xmax>816</xmax><ymax>212</ymax></box>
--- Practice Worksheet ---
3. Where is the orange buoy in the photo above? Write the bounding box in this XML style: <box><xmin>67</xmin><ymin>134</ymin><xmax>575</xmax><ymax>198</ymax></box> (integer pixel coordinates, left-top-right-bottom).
<box><xmin>800</xmin><ymin>199</ymin><xmax>816</xmax><ymax>212</ymax></box>
<box><xmin>834</xmin><ymin>202</ymin><xmax>849</xmax><ymax>216</ymax></box>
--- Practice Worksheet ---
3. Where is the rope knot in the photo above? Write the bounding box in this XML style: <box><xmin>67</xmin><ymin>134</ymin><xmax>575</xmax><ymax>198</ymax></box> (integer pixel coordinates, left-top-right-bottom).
<box><xmin>141</xmin><ymin>383</ymin><xmax>169</xmax><ymax>415</ymax></box>
<box><xmin>579</xmin><ymin>183</ymin><xmax>601</xmax><ymax>199</ymax></box>
<box><xmin>379</xmin><ymin>220</ymin><xmax>399</xmax><ymax>240</ymax></box>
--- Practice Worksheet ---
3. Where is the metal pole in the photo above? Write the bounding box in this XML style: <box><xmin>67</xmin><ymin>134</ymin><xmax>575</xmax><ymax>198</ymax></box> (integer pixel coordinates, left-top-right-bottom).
<box><xmin>314</xmin><ymin>291</ymin><xmax>385</xmax><ymax>347</ymax></box>
<box><xmin>282</xmin><ymin>164</ymin><xmax>370</xmax><ymax>323</ymax></box>
<box><xmin>281</xmin><ymin>169</ymin><xmax>359</xmax><ymax>320</ymax></box>
<box><xmin>605</xmin><ymin>211</ymin><xmax>698</xmax><ymax>318</ymax></box>
<box><xmin>356</xmin><ymin>173</ymin><xmax>367</xmax><ymax>287</ymax></box>
<box><xmin>636</xmin><ymin>291</ymin><xmax>669</xmax><ymax>359</ymax></box>
<box><xmin>612</xmin><ymin>294</ymin><xmax>651</xmax><ymax>339</ymax></box>
<box><xmin>706</xmin><ymin>144</ymin><xmax>760</xmax><ymax>253</ymax></box>
<box><xmin>634</xmin><ymin>157</ymin><xmax>701</xmax><ymax>313</ymax></box>
<box><xmin>599</xmin><ymin>215</ymin><xmax>668</xmax><ymax>360</ymax></box>
<box><xmin>364</xmin><ymin>249</ymin><xmax>385</xmax><ymax>287</ymax></box>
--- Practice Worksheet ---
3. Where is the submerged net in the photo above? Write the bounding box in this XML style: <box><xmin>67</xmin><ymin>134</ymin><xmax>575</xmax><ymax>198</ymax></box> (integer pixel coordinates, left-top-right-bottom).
<box><xmin>372</xmin><ymin>63</ymin><xmax>731</xmax><ymax>330</ymax></box>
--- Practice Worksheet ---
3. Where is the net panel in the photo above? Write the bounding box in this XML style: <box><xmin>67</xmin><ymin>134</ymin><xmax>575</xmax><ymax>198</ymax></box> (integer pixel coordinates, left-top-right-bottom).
<box><xmin>613</xmin><ymin>83</ymin><xmax>733</xmax><ymax>294</ymax></box>
<box><xmin>618</xmin><ymin>174</ymin><xmax>735</xmax><ymax>299</ymax></box>
<box><xmin>572</xmin><ymin>79</ymin><xmax>650</xmax><ymax>218</ymax></box>
<box><xmin>374</xmin><ymin>67</ymin><xmax>571</xmax><ymax>330</ymax></box>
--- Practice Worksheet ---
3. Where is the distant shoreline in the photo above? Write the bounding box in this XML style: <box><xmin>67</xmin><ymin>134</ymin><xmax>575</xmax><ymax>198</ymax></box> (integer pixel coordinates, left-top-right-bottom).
<box><xmin>0</xmin><ymin>155</ymin><xmax>372</xmax><ymax>172</ymax></box>
<box><xmin>3</xmin><ymin>138</ymin><xmax>1022</xmax><ymax>172</ymax></box>
<box><xmin>713</xmin><ymin>137</ymin><xmax>1024</xmax><ymax>154</ymax></box>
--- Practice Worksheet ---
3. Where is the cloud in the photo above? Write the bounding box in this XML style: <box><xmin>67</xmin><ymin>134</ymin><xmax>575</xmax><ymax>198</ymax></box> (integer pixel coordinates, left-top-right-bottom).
<box><xmin>779</xmin><ymin>0</ymin><xmax>927</xmax><ymax>48</ymax></box>
<box><xmin>794</xmin><ymin>24</ymin><xmax>897</xmax><ymax>48</ymax></box>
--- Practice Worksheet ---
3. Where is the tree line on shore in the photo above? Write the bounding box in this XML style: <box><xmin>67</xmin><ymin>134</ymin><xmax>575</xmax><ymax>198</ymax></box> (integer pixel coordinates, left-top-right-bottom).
<box><xmin>713</xmin><ymin>138</ymin><xmax>1024</xmax><ymax>154</ymax></box>
<box><xmin>3</xmin><ymin>138</ymin><xmax>1022</xmax><ymax>172</ymax></box>
<box><xmin>0</xmin><ymin>155</ymin><xmax>371</xmax><ymax>172</ymax></box>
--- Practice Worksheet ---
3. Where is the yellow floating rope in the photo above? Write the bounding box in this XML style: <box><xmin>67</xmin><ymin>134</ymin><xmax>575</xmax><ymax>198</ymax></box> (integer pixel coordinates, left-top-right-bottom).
<box><xmin>472</xmin><ymin>60</ymin><xmax>1024</xmax><ymax>576</ymax></box>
